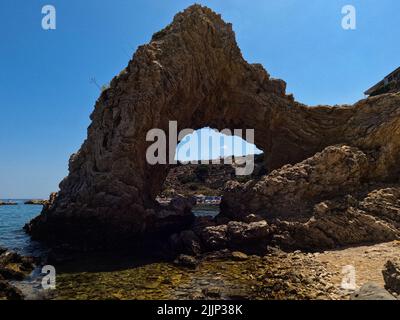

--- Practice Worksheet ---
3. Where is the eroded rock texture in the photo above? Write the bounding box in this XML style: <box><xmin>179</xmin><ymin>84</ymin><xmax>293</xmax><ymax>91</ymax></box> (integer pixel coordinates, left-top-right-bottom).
<box><xmin>27</xmin><ymin>5</ymin><xmax>400</xmax><ymax>250</ymax></box>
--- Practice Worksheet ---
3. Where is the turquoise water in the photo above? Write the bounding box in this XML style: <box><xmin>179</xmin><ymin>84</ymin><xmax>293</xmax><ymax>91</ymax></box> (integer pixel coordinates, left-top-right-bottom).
<box><xmin>192</xmin><ymin>205</ymin><xmax>219</xmax><ymax>217</ymax></box>
<box><xmin>0</xmin><ymin>200</ymin><xmax>47</xmax><ymax>256</ymax></box>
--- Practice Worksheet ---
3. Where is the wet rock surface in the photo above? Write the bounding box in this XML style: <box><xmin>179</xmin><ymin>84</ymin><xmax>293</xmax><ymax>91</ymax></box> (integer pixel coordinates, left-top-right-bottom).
<box><xmin>0</xmin><ymin>278</ymin><xmax>23</xmax><ymax>300</ymax></box>
<box><xmin>173</xmin><ymin>254</ymin><xmax>199</xmax><ymax>269</ymax></box>
<box><xmin>0</xmin><ymin>248</ymin><xmax>36</xmax><ymax>300</ymax></box>
<box><xmin>53</xmin><ymin>249</ymin><xmax>344</xmax><ymax>300</ymax></box>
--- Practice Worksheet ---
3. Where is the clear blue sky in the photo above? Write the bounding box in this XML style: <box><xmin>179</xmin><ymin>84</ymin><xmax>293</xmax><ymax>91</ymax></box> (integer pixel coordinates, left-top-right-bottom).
<box><xmin>0</xmin><ymin>0</ymin><xmax>399</xmax><ymax>198</ymax></box>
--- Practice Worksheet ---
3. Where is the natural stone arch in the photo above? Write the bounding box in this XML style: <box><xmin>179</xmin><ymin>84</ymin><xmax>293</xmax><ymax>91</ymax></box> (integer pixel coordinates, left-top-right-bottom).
<box><xmin>27</xmin><ymin>5</ymin><xmax>400</xmax><ymax>249</ymax></box>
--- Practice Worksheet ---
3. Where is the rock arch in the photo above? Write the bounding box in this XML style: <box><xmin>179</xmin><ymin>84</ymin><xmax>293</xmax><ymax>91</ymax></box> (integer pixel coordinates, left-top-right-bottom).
<box><xmin>27</xmin><ymin>5</ymin><xmax>400</xmax><ymax>249</ymax></box>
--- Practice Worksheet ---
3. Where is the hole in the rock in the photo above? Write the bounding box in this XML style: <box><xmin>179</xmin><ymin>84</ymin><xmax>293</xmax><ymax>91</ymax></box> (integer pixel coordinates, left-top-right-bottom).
<box><xmin>158</xmin><ymin>127</ymin><xmax>264</xmax><ymax>218</ymax></box>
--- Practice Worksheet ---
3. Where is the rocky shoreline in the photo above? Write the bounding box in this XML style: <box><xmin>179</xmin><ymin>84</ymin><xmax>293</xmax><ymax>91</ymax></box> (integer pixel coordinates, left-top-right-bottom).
<box><xmin>24</xmin><ymin>200</ymin><xmax>47</xmax><ymax>206</ymax></box>
<box><xmin>0</xmin><ymin>247</ymin><xmax>36</xmax><ymax>300</ymax></box>
<box><xmin>12</xmin><ymin>4</ymin><xmax>400</xmax><ymax>301</ymax></box>
<box><xmin>0</xmin><ymin>201</ymin><xmax>17</xmax><ymax>206</ymax></box>
<box><xmin>1</xmin><ymin>239</ymin><xmax>400</xmax><ymax>300</ymax></box>
<box><xmin>44</xmin><ymin>242</ymin><xmax>400</xmax><ymax>300</ymax></box>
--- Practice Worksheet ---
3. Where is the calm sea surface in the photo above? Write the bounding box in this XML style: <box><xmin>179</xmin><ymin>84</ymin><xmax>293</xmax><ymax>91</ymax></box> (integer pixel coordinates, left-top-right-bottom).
<box><xmin>0</xmin><ymin>201</ymin><xmax>218</xmax><ymax>255</ymax></box>
<box><xmin>0</xmin><ymin>200</ymin><xmax>47</xmax><ymax>256</ymax></box>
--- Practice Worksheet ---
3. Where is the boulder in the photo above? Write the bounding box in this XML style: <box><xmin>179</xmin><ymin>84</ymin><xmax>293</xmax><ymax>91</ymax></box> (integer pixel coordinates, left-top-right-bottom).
<box><xmin>227</xmin><ymin>220</ymin><xmax>270</xmax><ymax>243</ymax></box>
<box><xmin>231</xmin><ymin>251</ymin><xmax>248</xmax><ymax>261</ymax></box>
<box><xmin>169</xmin><ymin>230</ymin><xmax>202</xmax><ymax>256</ymax></box>
<box><xmin>0</xmin><ymin>279</ymin><xmax>23</xmax><ymax>300</ymax></box>
<box><xmin>24</xmin><ymin>199</ymin><xmax>47</xmax><ymax>205</ymax></box>
<box><xmin>222</xmin><ymin>145</ymin><xmax>370</xmax><ymax>219</ymax></box>
<box><xmin>201</xmin><ymin>225</ymin><xmax>229</xmax><ymax>250</ymax></box>
<box><xmin>0</xmin><ymin>201</ymin><xmax>17</xmax><ymax>206</ymax></box>
<box><xmin>383</xmin><ymin>259</ymin><xmax>400</xmax><ymax>294</ymax></box>
<box><xmin>0</xmin><ymin>250</ymin><xmax>35</xmax><ymax>281</ymax></box>
<box><xmin>351</xmin><ymin>282</ymin><xmax>397</xmax><ymax>300</ymax></box>
<box><xmin>201</xmin><ymin>220</ymin><xmax>271</xmax><ymax>253</ymax></box>
<box><xmin>173</xmin><ymin>254</ymin><xmax>198</xmax><ymax>269</ymax></box>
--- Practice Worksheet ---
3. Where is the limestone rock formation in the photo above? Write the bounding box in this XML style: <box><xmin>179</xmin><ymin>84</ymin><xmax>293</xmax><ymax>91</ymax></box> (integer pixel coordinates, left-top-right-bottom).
<box><xmin>0</xmin><ymin>249</ymin><xmax>36</xmax><ymax>300</ymax></box>
<box><xmin>221</xmin><ymin>145</ymin><xmax>370</xmax><ymax>219</ymax></box>
<box><xmin>0</xmin><ymin>201</ymin><xmax>17</xmax><ymax>206</ymax></box>
<box><xmin>24</xmin><ymin>199</ymin><xmax>48</xmax><ymax>206</ymax></box>
<box><xmin>383</xmin><ymin>259</ymin><xmax>400</xmax><ymax>294</ymax></box>
<box><xmin>222</xmin><ymin>145</ymin><xmax>400</xmax><ymax>250</ymax></box>
<box><xmin>26</xmin><ymin>4</ymin><xmax>400</xmax><ymax>250</ymax></box>
<box><xmin>200</xmin><ymin>220</ymin><xmax>272</xmax><ymax>254</ymax></box>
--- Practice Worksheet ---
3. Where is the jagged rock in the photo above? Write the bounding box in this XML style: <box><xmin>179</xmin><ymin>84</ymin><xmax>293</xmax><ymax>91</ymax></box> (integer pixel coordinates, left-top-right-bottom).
<box><xmin>0</xmin><ymin>279</ymin><xmax>23</xmax><ymax>300</ymax></box>
<box><xmin>222</xmin><ymin>145</ymin><xmax>370</xmax><ymax>219</ymax></box>
<box><xmin>383</xmin><ymin>259</ymin><xmax>400</xmax><ymax>294</ymax></box>
<box><xmin>351</xmin><ymin>282</ymin><xmax>397</xmax><ymax>300</ymax></box>
<box><xmin>201</xmin><ymin>220</ymin><xmax>271</xmax><ymax>253</ymax></box>
<box><xmin>231</xmin><ymin>251</ymin><xmax>248</xmax><ymax>261</ymax></box>
<box><xmin>227</xmin><ymin>220</ymin><xmax>270</xmax><ymax>243</ymax></box>
<box><xmin>360</xmin><ymin>188</ymin><xmax>400</xmax><ymax>226</ymax></box>
<box><xmin>274</xmin><ymin>204</ymin><xmax>399</xmax><ymax>251</ymax></box>
<box><xmin>0</xmin><ymin>201</ymin><xmax>17</xmax><ymax>206</ymax></box>
<box><xmin>169</xmin><ymin>230</ymin><xmax>202</xmax><ymax>256</ymax></box>
<box><xmin>201</xmin><ymin>225</ymin><xmax>229</xmax><ymax>250</ymax></box>
<box><xmin>222</xmin><ymin>145</ymin><xmax>400</xmax><ymax>251</ymax></box>
<box><xmin>0</xmin><ymin>250</ymin><xmax>35</xmax><ymax>281</ymax></box>
<box><xmin>24</xmin><ymin>199</ymin><xmax>47</xmax><ymax>205</ymax></box>
<box><xmin>243</xmin><ymin>214</ymin><xmax>264</xmax><ymax>223</ymax></box>
<box><xmin>173</xmin><ymin>254</ymin><xmax>198</xmax><ymax>269</ymax></box>
<box><xmin>26</xmin><ymin>4</ymin><xmax>400</xmax><ymax>251</ymax></box>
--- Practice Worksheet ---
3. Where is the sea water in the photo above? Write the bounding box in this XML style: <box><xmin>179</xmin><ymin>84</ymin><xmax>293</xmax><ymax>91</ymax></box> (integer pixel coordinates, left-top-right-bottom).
<box><xmin>0</xmin><ymin>200</ymin><xmax>47</xmax><ymax>256</ymax></box>
<box><xmin>0</xmin><ymin>200</ymin><xmax>219</xmax><ymax>255</ymax></box>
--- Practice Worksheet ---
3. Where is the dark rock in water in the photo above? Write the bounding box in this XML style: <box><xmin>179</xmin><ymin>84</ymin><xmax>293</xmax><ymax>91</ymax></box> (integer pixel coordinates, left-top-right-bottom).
<box><xmin>24</xmin><ymin>199</ymin><xmax>47</xmax><ymax>205</ymax></box>
<box><xmin>0</xmin><ymin>250</ymin><xmax>35</xmax><ymax>301</ymax></box>
<box><xmin>0</xmin><ymin>279</ymin><xmax>23</xmax><ymax>300</ymax></box>
<box><xmin>231</xmin><ymin>251</ymin><xmax>248</xmax><ymax>261</ymax></box>
<box><xmin>203</xmin><ymin>249</ymin><xmax>235</xmax><ymax>261</ymax></box>
<box><xmin>0</xmin><ymin>201</ymin><xmax>17</xmax><ymax>206</ymax></box>
<box><xmin>0</xmin><ymin>250</ymin><xmax>35</xmax><ymax>281</ymax></box>
<box><xmin>383</xmin><ymin>259</ymin><xmax>400</xmax><ymax>294</ymax></box>
<box><xmin>169</xmin><ymin>230</ymin><xmax>202</xmax><ymax>256</ymax></box>
<box><xmin>351</xmin><ymin>282</ymin><xmax>397</xmax><ymax>300</ymax></box>
<box><xmin>174</xmin><ymin>254</ymin><xmax>198</xmax><ymax>269</ymax></box>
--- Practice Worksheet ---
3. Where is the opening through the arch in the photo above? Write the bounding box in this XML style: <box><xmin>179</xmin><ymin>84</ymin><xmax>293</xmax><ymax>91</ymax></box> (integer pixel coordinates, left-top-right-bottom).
<box><xmin>158</xmin><ymin>127</ymin><xmax>265</xmax><ymax>218</ymax></box>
